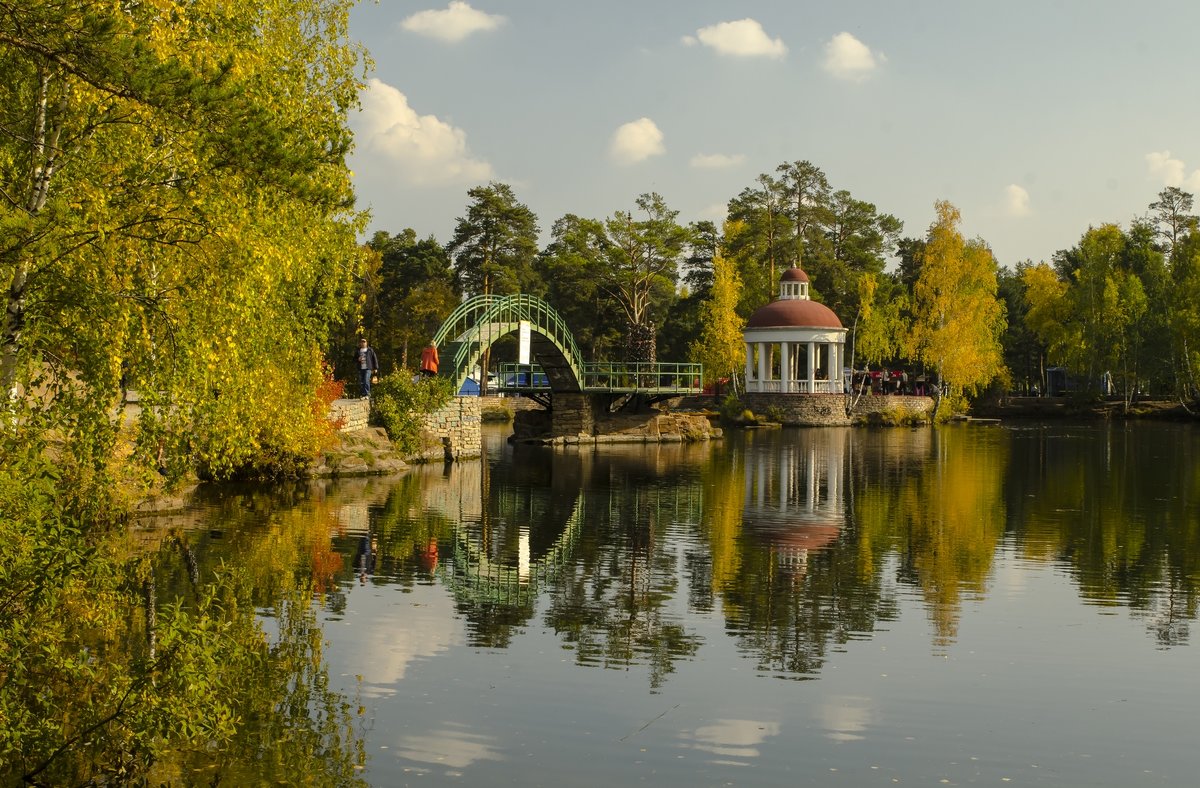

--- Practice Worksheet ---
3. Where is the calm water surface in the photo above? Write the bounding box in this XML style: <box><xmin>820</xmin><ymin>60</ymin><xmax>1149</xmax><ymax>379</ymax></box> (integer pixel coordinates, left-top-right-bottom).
<box><xmin>177</xmin><ymin>422</ymin><xmax>1200</xmax><ymax>786</ymax></box>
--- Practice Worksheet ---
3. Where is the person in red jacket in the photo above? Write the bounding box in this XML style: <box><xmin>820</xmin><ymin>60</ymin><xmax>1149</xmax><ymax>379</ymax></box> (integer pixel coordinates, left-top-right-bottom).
<box><xmin>420</xmin><ymin>341</ymin><xmax>439</xmax><ymax>378</ymax></box>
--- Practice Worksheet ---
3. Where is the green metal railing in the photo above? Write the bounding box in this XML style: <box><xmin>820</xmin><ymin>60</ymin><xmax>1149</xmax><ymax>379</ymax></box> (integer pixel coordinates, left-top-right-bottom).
<box><xmin>432</xmin><ymin>293</ymin><xmax>587</xmax><ymax>393</ymax></box>
<box><xmin>496</xmin><ymin>361</ymin><xmax>703</xmax><ymax>395</ymax></box>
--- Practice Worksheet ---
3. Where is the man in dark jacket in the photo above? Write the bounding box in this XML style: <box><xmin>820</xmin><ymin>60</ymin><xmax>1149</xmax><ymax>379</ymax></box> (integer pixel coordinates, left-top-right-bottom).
<box><xmin>354</xmin><ymin>337</ymin><xmax>380</xmax><ymax>398</ymax></box>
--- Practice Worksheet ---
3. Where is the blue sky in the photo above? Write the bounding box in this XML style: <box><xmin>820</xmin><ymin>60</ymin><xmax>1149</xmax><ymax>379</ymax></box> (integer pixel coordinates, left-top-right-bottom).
<box><xmin>347</xmin><ymin>1</ymin><xmax>1200</xmax><ymax>269</ymax></box>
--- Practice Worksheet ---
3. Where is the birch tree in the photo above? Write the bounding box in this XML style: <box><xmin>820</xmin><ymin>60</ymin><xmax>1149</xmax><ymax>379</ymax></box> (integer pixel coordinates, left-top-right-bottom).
<box><xmin>906</xmin><ymin>201</ymin><xmax>1006</xmax><ymax>415</ymax></box>
<box><xmin>690</xmin><ymin>249</ymin><xmax>744</xmax><ymax>390</ymax></box>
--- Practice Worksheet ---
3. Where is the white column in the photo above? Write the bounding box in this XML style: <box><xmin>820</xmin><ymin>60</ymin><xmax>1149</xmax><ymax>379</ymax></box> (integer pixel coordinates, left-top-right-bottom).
<box><xmin>807</xmin><ymin>341</ymin><xmax>816</xmax><ymax>392</ymax></box>
<box><xmin>757</xmin><ymin>342</ymin><xmax>768</xmax><ymax>390</ymax></box>
<box><xmin>780</xmin><ymin>341</ymin><xmax>791</xmax><ymax>394</ymax></box>
<box><xmin>744</xmin><ymin>343</ymin><xmax>753</xmax><ymax>391</ymax></box>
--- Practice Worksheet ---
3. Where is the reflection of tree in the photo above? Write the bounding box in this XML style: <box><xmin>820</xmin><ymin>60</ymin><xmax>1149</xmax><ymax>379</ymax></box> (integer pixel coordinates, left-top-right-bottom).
<box><xmin>151</xmin><ymin>583</ymin><xmax>367</xmax><ymax>785</ymax></box>
<box><xmin>540</xmin><ymin>447</ymin><xmax>706</xmax><ymax>689</ymax></box>
<box><xmin>4</xmin><ymin>484</ymin><xmax>368</xmax><ymax>785</ymax></box>
<box><xmin>853</xmin><ymin>427</ymin><xmax>1008</xmax><ymax>648</ymax></box>
<box><xmin>1006</xmin><ymin>424</ymin><xmax>1200</xmax><ymax>645</ymax></box>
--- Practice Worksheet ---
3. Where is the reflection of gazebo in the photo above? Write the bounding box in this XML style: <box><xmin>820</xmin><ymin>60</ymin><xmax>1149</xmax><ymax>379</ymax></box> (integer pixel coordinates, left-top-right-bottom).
<box><xmin>742</xmin><ymin>429</ymin><xmax>847</xmax><ymax>577</ymax></box>
<box><xmin>743</xmin><ymin>265</ymin><xmax>847</xmax><ymax>394</ymax></box>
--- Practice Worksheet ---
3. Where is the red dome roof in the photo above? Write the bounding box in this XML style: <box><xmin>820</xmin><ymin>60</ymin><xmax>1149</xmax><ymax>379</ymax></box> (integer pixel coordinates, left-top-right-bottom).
<box><xmin>747</xmin><ymin>298</ymin><xmax>843</xmax><ymax>329</ymax></box>
<box><xmin>780</xmin><ymin>266</ymin><xmax>809</xmax><ymax>282</ymax></box>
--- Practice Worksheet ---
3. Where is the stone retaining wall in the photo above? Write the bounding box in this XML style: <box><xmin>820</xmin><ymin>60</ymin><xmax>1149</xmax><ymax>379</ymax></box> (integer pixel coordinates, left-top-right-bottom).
<box><xmin>330</xmin><ymin>398</ymin><xmax>370</xmax><ymax>432</ymax></box>
<box><xmin>550</xmin><ymin>392</ymin><xmax>597</xmax><ymax>437</ymax></box>
<box><xmin>412</xmin><ymin>396</ymin><xmax>482</xmax><ymax>462</ymax></box>
<box><xmin>851</xmin><ymin>394</ymin><xmax>934</xmax><ymax>424</ymax></box>
<box><xmin>740</xmin><ymin>392</ymin><xmax>933</xmax><ymax>426</ymax></box>
<box><xmin>741</xmin><ymin>393</ymin><xmax>852</xmax><ymax>426</ymax></box>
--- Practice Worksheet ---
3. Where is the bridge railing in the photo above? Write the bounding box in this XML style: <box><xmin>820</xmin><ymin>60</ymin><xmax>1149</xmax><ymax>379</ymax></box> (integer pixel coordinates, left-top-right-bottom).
<box><xmin>496</xmin><ymin>361</ymin><xmax>703</xmax><ymax>394</ymax></box>
<box><xmin>582</xmin><ymin>361</ymin><xmax>703</xmax><ymax>394</ymax></box>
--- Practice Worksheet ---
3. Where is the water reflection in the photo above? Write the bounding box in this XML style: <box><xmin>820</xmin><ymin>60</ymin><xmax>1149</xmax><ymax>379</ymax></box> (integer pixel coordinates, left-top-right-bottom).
<box><xmin>158</xmin><ymin>421</ymin><xmax>1200</xmax><ymax>782</ymax></box>
<box><xmin>715</xmin><ymin>429</ymin><xmax>865</xmax><ymax>677</ymax></box>
<box><xmin>175</xmin><ymin>423</ymin><xmax>1200</xmax><ymax>689</ymax></box>
<box><xmin>394</xmin><ymin>722</ymin><xmax>503</xmax><ymax>772</ymax></box>
<box><xmin>818</xmin><ymin>695</ymin><xmax>878</xmax><ymax>742</ymax></box>
<box><xmin>681</xmin><ymin>718</ymin><xmax>781</xmax><ymax>765</ymax></box>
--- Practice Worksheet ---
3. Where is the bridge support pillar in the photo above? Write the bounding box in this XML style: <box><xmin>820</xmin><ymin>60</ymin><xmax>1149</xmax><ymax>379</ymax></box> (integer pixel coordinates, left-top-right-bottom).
<box><xmin>551</xmin><ymin>392</ymin><xmax>599</xmax><ymax>438</ymax></box>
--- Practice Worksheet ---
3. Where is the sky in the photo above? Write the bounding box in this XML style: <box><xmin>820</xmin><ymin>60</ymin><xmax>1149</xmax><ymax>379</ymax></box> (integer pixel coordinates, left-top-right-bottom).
<box><xmin>346</xmin><ymin>1</ymin><xmax>1200</xmax><ymax>270</ymax></box>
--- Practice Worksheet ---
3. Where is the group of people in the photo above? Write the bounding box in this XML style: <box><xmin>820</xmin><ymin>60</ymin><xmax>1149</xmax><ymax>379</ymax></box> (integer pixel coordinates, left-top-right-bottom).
<box><xmin>353</xmin><ymin>337</ymin><xmax>440</xmax><ymax>398</ymax></box>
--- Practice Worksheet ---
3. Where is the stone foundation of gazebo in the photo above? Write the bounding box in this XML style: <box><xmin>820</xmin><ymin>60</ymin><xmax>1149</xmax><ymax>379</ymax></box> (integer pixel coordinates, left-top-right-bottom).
<box><xmin>740</xmin><ymin>392</ymin><xmax>934</xmax><ymax>426</ymax></box>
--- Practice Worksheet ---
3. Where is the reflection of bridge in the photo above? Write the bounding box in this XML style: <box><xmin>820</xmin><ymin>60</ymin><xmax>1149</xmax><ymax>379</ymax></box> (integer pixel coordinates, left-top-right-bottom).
<box><xmin>431</xmin><ymin>294</ymin><xmax>702</xmax><ymax>401</ymax></box>
<box><xmin>448</xmin><ymin>494</ymin><xmax>585</xmax><ymax>606</ymax></box>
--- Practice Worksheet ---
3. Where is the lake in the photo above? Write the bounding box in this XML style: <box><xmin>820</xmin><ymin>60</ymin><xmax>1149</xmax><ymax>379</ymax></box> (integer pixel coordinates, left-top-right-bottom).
<box><xmin>173</xmin><ymin>421</ymin><xmax>1200</xmax><ymax>786</ymax></box>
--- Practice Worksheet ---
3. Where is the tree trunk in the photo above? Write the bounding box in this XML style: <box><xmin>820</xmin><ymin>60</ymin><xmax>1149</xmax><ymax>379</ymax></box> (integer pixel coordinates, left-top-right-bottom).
<box><xmin>2</xmin><ymin>260</ymin><xmax>29</xmax><ymax>400</ymax></box>
<box><xmin>626</xmin><ymin>321</ymin><xmax>655</xmax><ymax>363</ymax></box>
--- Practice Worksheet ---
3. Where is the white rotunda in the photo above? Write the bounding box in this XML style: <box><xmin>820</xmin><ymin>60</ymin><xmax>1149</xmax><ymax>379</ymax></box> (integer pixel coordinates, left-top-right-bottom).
<box><xmin>743</xmin><ymin>265</ymin><xmax>847</xmax><ymax>394</ymax></box>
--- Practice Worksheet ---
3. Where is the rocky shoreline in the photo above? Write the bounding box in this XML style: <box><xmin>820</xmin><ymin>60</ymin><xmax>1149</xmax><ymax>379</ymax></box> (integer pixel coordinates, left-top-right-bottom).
<box><xmin>510</xmin><ymin>409</ymin><xmax>720</xmax><ymax>445</ymax></box>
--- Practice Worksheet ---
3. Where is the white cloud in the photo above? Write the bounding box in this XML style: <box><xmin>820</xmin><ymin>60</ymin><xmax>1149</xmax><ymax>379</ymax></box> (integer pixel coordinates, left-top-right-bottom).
<box><xmin>401</xmin><ymin>1</ymin><xmax>504</xmax><ymax>43</ymax></box>
<box><xmin>685</xmin><ymin>18</ymin><xmax>786</xmax><ymax>59</ymax></box>
<box><xmin>1005</xmin><ymin>184</ymin><xmax>1031</xmax><ymax>217</ymax></box>
<box><xmin>353</xmin><ymin>79</ymin><xmax>494</xmax><ymax>185</ymax></box>
<box><xmin>821</xmin><ymin>32</ymin><xmax>882</xmax><ymax>82</ymax></box>
<box><xmin>690</xmin><ymin>152</ymin><xmax>746</xmax><ymax>169</ymax></box>
<box><xmin>1146</xmin><ymin>150</ymin><xmax>1200</xmax><ymax>192</ymax></box>
<box><xmin>610</xmin><ymin>118</ymin><xmax>665</xmax><ymax>165</ymax></box>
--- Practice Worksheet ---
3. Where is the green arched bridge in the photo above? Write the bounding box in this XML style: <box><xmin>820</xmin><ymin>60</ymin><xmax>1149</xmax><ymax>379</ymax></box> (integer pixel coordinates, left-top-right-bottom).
<box><xmin>431</xmin><ymin>294</ymin><xmax>702</xmax><ymax>399</ymax></box>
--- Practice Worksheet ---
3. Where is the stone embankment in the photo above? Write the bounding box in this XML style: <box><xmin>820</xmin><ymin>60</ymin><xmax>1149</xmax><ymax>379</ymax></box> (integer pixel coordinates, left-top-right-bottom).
<box><xmin>308</xmin><ymin>426</ymin><xmax>408</xmax><ymax>477</ymax></box>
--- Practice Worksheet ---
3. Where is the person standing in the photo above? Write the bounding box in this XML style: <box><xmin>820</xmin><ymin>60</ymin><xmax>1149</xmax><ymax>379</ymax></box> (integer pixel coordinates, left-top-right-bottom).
<box><xmin>354</xmin><ymin>337</ymin><xmax>379</xmax><ymax>398</ymax></box>
<box><xmin>420</xmin><ymin>341</ymin><xmax>439</xmax><ymax>378</ymax></box>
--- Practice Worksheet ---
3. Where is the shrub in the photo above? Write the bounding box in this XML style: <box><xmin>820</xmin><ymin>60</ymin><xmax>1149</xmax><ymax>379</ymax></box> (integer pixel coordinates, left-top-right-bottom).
<box><xmin>371</xmin><ymin>373</ymin><xmax>455</xmax><ymax>456</ymax></box>
<box><xmin>718</xmin><ymin>394</ymin><xmax>746</xmax><ymax>423</ymax></box>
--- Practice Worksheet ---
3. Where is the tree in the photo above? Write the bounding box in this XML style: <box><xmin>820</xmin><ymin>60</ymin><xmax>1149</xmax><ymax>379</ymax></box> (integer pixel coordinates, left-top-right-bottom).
<box><xmin>726</xmin><ymin>175</ymin><xmax>792</xmax><ymax>306</ymax></box>
<box><xmin>1121</xmin><ymin>219</ymin><xmax>1169</xmax><ymax>396</ymax></box>
<box><xmin>1149</xmin><ymin>187</ymin><xmax>1197</xmax><ymax>259</ymax></box>
<box><xmin>533</xmin><ymin>214</ymin><xmax>623</xmax><ymax>360</ymax></box>
<box><xmin>594</xmin><ymin>193</ymin><xmax>690</xmax><ymax>362</ymax></box>
<box><xmin>1169</xmin><ymin>232</ymin><xmax>1200</xmax><ymax>402</ymax></box>
<box><xmin>997</xmin><ymin>262</ymin><xmax>1047</xmax><ymax>395</ymax></box>
<box><xmin>0</xmin><ymin>0</ymin><xmax>367</xmax><ymax>480</ymax></box>
<box><xmin>906</xmin><ymin>201</ymin><xmax>1007</xmax><ymax>415</ymax></box>
<box><xmin>447</xmin><ymin>182</ymin><xmax>540</xmax><ymax>298</ymax></box>
<box><xmin>1</xmin><ymin>1</ymin><xmax>368</xmax><ymax>780</ymax></box>
<box><xmin>1021</xmin><ymin>261</ymin><xmax>1075</xmax><ymax>385</ymax></box>
<box><xmin>775</xmin><ymin>159</ymin><xmax>833</xmax><ymax>269</ymax></box>
<box><xmin>821</xmin><ymin>189</ymin><xmax>903</xmax><ymax>317</ymax></box>
<box><xmin>851</xmin><ymin>273</ymin><xmax>908</xmax><ymax>368</ymax></box>
<box><xmin>660</xmin><ymin>220</ymin><xmax>721</xmax><ymax>363</ymax></box>
<box><xmin>353</xmin><ymin>230</ymin><xmax>458</xmax><ymax>373</ymax></box>
<box><xmin>1066</xmin><ymin>225</ymin><xmax>1148</xmax><ymax>402</ymax></box>
<box><xmin>447</xmin><ymin>182</ymin><xmax>539</xmax><ymax>393</ymax></box>
<box><xmin>690</xmin><ymin>249</ymin><xmax>744</xmax><ymax>390</ymax></box>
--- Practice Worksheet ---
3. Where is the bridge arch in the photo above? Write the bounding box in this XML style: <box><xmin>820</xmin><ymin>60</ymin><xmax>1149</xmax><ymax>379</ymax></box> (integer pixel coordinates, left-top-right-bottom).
<box><xmin>431</xmin><ymin>294</ymin><xmax>586</xmax><ymax>394</ymax></box>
